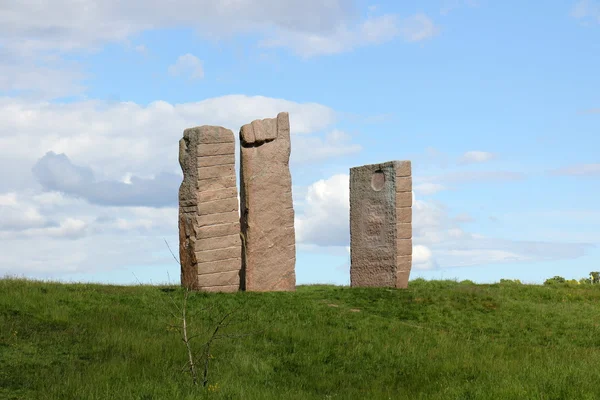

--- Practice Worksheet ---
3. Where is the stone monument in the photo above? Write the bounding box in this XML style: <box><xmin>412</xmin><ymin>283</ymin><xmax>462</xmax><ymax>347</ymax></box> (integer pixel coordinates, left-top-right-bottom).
<box><xmin>349</xmin><ymin>160</ymin><xmax>412</xmax><ymax>288</ymax></box>
<box><xmin>239</xmin><ymin>112</ymin><xmax>296</xmax><ymax>291</ymax></box>
<box><xmin>178</xmin><ymin>126</ymin><xmax>242</xmax><ymax>292</ymax></box>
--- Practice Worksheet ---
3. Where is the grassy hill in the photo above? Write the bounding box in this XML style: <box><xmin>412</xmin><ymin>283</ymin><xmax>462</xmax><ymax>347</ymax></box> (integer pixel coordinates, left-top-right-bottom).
<box><xmin>1</xmin><ymin>277</ymin><xmax>599</xmax><ymax>399</ymax></box>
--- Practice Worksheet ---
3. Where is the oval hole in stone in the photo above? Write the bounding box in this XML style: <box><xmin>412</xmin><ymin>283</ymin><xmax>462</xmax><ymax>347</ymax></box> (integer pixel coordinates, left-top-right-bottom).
<box><xmin>371</xmin><ymin>170</ymin><xmax>385</xmax><ymax>191</ymax></box>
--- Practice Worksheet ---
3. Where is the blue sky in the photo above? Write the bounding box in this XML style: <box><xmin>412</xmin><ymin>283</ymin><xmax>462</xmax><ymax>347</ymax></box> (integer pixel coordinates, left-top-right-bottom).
<box><xmin>0</xmin><ymin>0</ymin><xmax>599</xmax><ymax>286</ymax></box>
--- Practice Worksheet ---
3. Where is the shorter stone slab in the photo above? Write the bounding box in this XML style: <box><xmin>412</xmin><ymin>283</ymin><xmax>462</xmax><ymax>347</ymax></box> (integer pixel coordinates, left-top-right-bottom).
<box><xmin>350</xmin><ymin>160</ymin><xmax>413</xmax><ymax>289</ymax></box>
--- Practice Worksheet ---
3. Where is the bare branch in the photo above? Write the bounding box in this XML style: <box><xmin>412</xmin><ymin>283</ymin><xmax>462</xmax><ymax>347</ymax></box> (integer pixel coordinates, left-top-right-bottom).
<box><xmin>164</xmin><ymin>238</ymin><xmax>181</xmax><ymax>265</ymax></box>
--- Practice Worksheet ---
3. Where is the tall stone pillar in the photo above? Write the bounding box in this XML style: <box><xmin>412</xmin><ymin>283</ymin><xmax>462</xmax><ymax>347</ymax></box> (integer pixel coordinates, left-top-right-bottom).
<box><xmin>178</xmin><ymin>126</ymin><xmax>242</xmax><ymax>292</ymax></box>
<box><xmin>239</xmin><ymin>112</ymin><xmax>296</xmax><ymax>291</ymax></box>
<box><xmin>349</xmin><ymin>160</ymin><xmax>412</xmax><ymax>288</ymax></box>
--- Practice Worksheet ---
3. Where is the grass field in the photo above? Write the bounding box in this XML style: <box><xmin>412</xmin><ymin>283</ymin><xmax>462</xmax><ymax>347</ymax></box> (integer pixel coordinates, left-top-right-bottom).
<box><xmin>1</xmin><ymin>277</ymin><xmax>599</xmax><ymax>399</ymax></box>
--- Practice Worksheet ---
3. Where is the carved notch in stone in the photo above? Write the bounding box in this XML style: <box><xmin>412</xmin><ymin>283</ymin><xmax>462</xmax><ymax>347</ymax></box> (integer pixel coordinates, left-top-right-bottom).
<box><xmin>349</xmin><ymin>160</ymin><xmax>412</xmax><ymax>288</ymax></box>
<box><xmin>239</xmin><ymin>112</ymin><xmax>296</xmax><ymax>291</ymax></box>
<box><xmin>178</xmin><ymin>125</ymin><xmax>242</xmax><ymax>292</ymax></box>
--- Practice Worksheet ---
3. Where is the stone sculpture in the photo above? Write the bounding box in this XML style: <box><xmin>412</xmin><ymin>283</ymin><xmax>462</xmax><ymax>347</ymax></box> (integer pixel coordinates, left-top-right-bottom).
<box><xmin>239</xmin><ymin>112</ymin><xmax>296</xmax><ymax>291</ymax></box>
<box><xmin>349</xmin><ymin>160</ymin><xmax>412</xmax><ymax>288</ymax></box>
<box><xmin>178</xmin><ymin>126</ymin><xmax>242</xmax><ymax>292</ymax></box>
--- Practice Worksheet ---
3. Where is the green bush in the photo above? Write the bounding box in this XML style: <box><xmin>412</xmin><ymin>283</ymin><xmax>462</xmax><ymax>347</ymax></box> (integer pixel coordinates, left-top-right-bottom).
<box><xmin>499</xmin><ymin>279</ymin><xmax>522</xmax><ymax>285</ymax></box>
<box><xmin>590</xmin><ymin>272</ymin><xmax>600</xmax><ymax>284</ymax></box>
<box><xmin>544</xmin><ymin>276</ymin><xmax>566</xmax><ymax>285</ymax></box>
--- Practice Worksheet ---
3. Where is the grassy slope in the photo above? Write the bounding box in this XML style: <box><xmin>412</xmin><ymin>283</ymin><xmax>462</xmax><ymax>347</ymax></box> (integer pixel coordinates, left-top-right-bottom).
<box><xmin>1</xmin><ymin>278</ymin><xmax>599</xmax><ymax>399</ymax></box>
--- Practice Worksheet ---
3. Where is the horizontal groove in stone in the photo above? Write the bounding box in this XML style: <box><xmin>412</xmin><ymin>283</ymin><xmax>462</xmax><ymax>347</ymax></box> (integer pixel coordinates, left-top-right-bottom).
<box><xmin>197</xmin><ymin>285</ymin><xmax>239</xmax><ymax>293</ymax></box>
<box><xmin>197</xmin><ymin>256</ymin><xmax>241</xmax><ymax>265</ymax></box>
<box><xmin>198</xmin><ymin>284</ymin><xmax>239</xmax><ymax>288</ymax></box>
<box><xmin>195</xmin><ymin>234</ymin><xmax>241</xmax><ymax>252</ymax></box>
<box><xmin>196</xmin><ymin>135</ymin><xmax>234</xmax><ymax>145</ymax></box>
<box><xmin>396</xmin><ymin>223</ymin><xmax>412</xmax><ymax>239</ymax></box>
<box><xmin>197</xmin><ymin>174</ymin><xmax>236</xmax><ymax>182</ymax></box>
<box><xmin>396</xmin><ymin>238</ymin><xmax>412</xmax><ymax>255</ymax></box>
<box><xmin>197</xmin><ymin>164</ymin><xmax>235</xmax><ymax>180</ymax></box>
<box><xmin>197</xmin><ymin>209</ymin><xmax>240</xmax><ymax>217</ymax></box>
<box><xmin>197</xmin><ymin>155</ymin><xmax>235</xmax><ymax>168</ymax></box>
<box><xmin>395</xmin><ymin>192</ymin><xmax>412</xmax><ymax>207</ymax></box>
<box><xmin>197</xmin><ymin>211</ymin><xmax>239</xmax><ymax>228</ymax></box>
<box><xmin>197</xmin><ymin>142</ymin><xmax>235</xmax><ymax>157</ymax></box>
<box><xmin>198</xmin><ymin>269</ymin><xmax>242</xmax><ymax>277</ymax></box>
<box><xmin>395</xmin><ymin>177</ymin><xmax>412</xmax><ymax>193</ymax></box>
<box><xmin>396</xmin><ymin>207</ymin><xmax>412</xmax><ymax>223</ymax></box>
<box><xmin>196</xmin><ymin>176</ymin><xmax>237</xmax><ymax>192</ymax></box>
<box><xmin>196</xmin><ymin>223</ymin><xmax>239</xmax><ymax>240</ymax></box>
<box><xmin>197</xmin><ymin>187</ymin><xmax>238</xmax><ymax>201</ymax></box>
<box><xmin>195</xmin><ymin>246</ymin><xmax>241</xmax><ymax>263</ymax></box>
<box><xmin>197</xmin><ymin>197</ymin><xmax>238</xmax><ymax>216</ymax></box>
<box><xmin>197</xmin><ymin>245</ymin><xmax>239</xmax><ymax>252</ymax></box>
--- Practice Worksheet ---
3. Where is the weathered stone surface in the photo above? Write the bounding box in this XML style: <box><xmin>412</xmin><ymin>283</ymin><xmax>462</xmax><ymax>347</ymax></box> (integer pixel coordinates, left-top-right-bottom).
<box><xmin>197</xmin><ymin>155</ymin><xmax>234</xmax><ymax>168</ymax></box>
<box><xmin>197</xmin><ymin>285</ymin><xmax>239</xmax><ymax>293</ymax></box>
<box><xmin>178</xmin><ymin>125</ymin><xmax>242</xmax><ymax>292</ymax></box>
<box><xmin>239</xmin><ymin>112</ymin><xmax>296</xmax><ymax>291</ymax></box>
<box><xmin>350</xmin><ymin>160</ymin><xmax>413</xmax><ymax>289</ymax></box>
<box><xmin>197</xmin><ymin>211</ymin><xmax>239</xmax><ymax>228</ymax></box>
<box><xmin>197</xmin><ymin>270</ymin><xmax>241</xmax><ymax>287</ymax></box>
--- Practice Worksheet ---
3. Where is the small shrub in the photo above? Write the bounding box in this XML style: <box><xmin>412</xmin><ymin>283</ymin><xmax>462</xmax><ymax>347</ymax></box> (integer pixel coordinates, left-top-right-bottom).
<box><xmin>499</xmin><ymin>279</ymin><xmax>522</xmax><ymax>285</ymax></box>
<box><xmin>544</xmin><ymin>276</ymin><xmax>566</xmax><ymax>285</ymax></box>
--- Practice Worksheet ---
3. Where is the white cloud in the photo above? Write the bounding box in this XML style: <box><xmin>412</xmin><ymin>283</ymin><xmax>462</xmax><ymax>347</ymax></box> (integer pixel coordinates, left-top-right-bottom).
<box><xmin>399</xmin><ymin>13</ymin><xmax>439</xmax><ymax>42</ymax></box>
<box><xmin>0</xmin><ymin>0</ymin><xmax>358</xmax><ymax>53</ymax></box>
<box><xmin>0</xmin><ymin>47</ymin><xmax>86</xmax><ymax>100</ymax></box>
<box><xmin>168</xmin><ymin>53</ymin><xmax>204</xmax><ymax>80</ymax></box>
<box><xmin>0</xmin><ymin>1</ymin><xmax>438</xmax><ymax>98</ymax></box>
<box><xmin>0</xmin><ymin>190</ymin><xmax>179</xmax><ymax>274</ymax></box>
<box><xmin>0</xmin><ymin>193</ymin><xmax>18</xmax><ymax>206</ymax></box>
<box><xmin>0</xmin><ymin>193</ymin><xmax>48</xmax><ymax>231</ymax></box>
<box><xmin>0</xmin><ymin>94</ymin><xmax>358</xmax><ymax>276</ymax></box>
<box><xmin>295</xmin><ymin>174</ymin><xmax>350</xmax><ymax>247</ymax></box>
<box><xmin>0</xmin><ymin>95</ymin><xmax>338</xmax><ymax>191</ymax></box>
<box><xmin>260</xmin><ymin>14</ymin><xmax>402</xmax><ymax>57</ymax></box>
<box><xmin>550</xmin><ymin>163</ymin><xmax>600</xmax><ymax>177</ymax></box>
<box><xmin>458</xmin><ymin>150</ymin><xmax>496</xmax><ymax>165</ymax></box>
<box><xmin>260</xmin><ymin>13</ymin><xmax>439</xmax><ymax>57</ymax></box>
<box><xmin>413</xmin><ymin>245</ymin><xmax>437</xmax><ymax>270</ymax></box>
<box><xmin>294</xmin><ymin>174</ymin><xmax>591</xmax><ymax>270</ymax></box>
<box><xmin>571</xmin><ymin>0</ymin><xmax>600</xmax><ymax>22</ymax></box>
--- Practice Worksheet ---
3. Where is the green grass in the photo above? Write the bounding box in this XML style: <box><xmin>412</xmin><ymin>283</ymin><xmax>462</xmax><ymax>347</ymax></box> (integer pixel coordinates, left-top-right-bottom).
<box><xmin>1</xmin><ymin>277</ymin><xmax>600</xmax><ymax>399</ymax></box>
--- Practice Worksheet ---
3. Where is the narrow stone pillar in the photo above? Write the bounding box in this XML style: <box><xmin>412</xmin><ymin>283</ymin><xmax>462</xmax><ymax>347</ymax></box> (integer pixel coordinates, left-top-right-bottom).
<box><xmin>178</xmin><ymin>126</ymin><xmax>242</xmax><ymax>292</ymax></box>
<box><xmin>239</xmin><ymin>112</ymin><xmax>296</xmax><ymax>291</ymax></box>
<box><xmin>349</xmin><ymin>160</ymin><xmax>412</xmax><ymax>288</ymax></box>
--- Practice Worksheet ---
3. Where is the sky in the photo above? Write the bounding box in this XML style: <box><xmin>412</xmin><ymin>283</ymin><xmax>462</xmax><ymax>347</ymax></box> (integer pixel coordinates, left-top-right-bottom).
<box><xmin>0</xmin><ymin>0</ymin><xmax>599</xmax><ymax>286</ymax></box>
